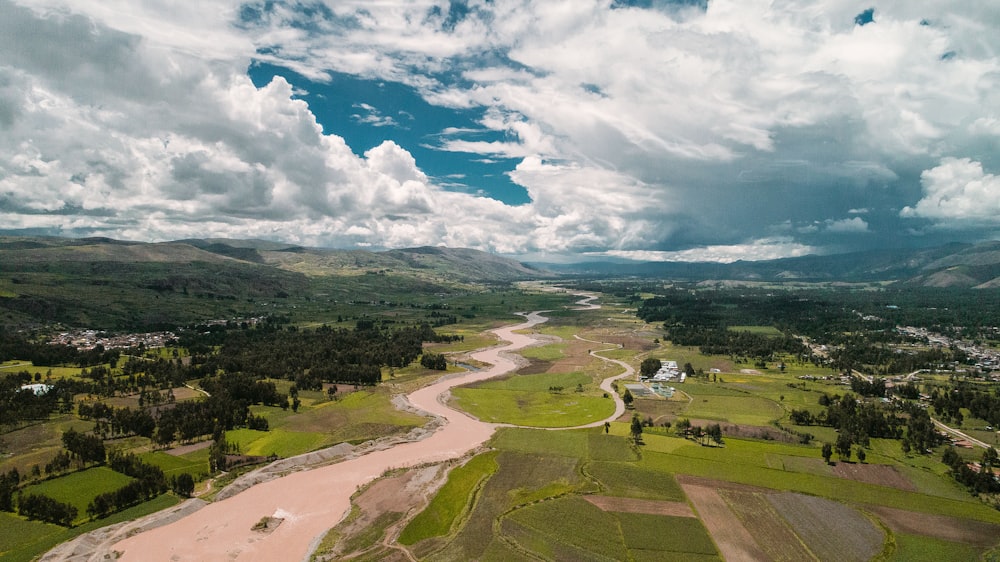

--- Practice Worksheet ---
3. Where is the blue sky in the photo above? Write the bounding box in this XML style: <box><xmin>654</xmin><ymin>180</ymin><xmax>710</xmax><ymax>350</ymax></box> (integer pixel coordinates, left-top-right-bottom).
<box><xmin>1</xmin><ymin>0</ymin><xmax>999</xmax><ymax>262</ymax></box>
<box><xmin>247</xmin><ymin>62</ymin><xmax>530</xmax><ymax>205</ymax></box>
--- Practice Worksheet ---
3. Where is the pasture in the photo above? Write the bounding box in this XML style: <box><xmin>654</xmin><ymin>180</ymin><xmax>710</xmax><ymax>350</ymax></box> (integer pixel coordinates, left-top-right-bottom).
<box><xmin>22</xmin><ymin>467</ymin><xmax>134</xmax><ymax>525</ymax></box>
<box><xmin>451</xmin><ymin>372</ymin><xmax>615</xmax><ymax>427</ymax></box>
<box><xmin>393</xmin><ymin>422</ymin><xmax>1000</xmax><ymax>561</ymax></box>
<box><xmin>398</xmin><ymin>451</ymin><xmax>499</xmax><ymax>544</ymax></box>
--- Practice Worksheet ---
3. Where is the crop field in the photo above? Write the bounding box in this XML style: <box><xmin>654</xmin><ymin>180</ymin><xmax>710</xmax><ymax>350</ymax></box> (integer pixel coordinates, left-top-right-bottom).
<box><xmin>140</xmin><ymin>449</ymin><xmax>209</xmax><ymax>479</ymax></box>
<box><xmin>231</xmin><ymin>387</ymin><xmax>427</xmax><ymax>458</ymax></box>
<box><xmin>0</xmin><ymin>416</ymin><xmax>95</xmax><ymax>475</ymax></box>
<box><xmin>770</xmin><ymin>492</ymin><xmax>885</xmax><ymax>562</ymax></box>
<box><xmin>22</xmin><ymin>467</ymin><xmax>134</xmax><ymax>524</ymax></box>
<box><xmin>681</xmin><ymin>393</ymin><xmax>784</xmax><ymax>426</ymax></box>
<box><xmin>890</xmin><ymin>533</ymin><xmax>983</xmax><ymax>562</ymax></box>
<box><xmin>451</xmin><ymin>382</ymin><xmax>614</xmax><ymax>427</ymax></box>
<box><xmin>586</xmin><ymin>461</ymin><xmax>684</xmax><ymax>500</ymax></box>
<box><xmin>727</xmin><ymin>325</ymin><xmax>784</xmax><ymax>336</ymax></box>
<box><xmin>617</xmin><ymin>512</ymin><xmax>717</xmax><ymax>556</ymax></box>
<box><xmin>719</xmin><ymin>487</ymin><xmax>817</xmax><ymax>561</ymax></box>
<box><xmin>226</xmin><ymin>427</ymin><xmax>328</xmax><ymax>458</ymax></box>
<box><xmin>2</xmin><ymin>493</ymin><xmax>181</xmax><ymax>562</ymax></box>
<box><xmin>399</xmin><ymin>451</ymin><xmax>499</xmax><ymax>545</ymax></box>
<box><xmin>503</xmin><ymin>496</ymin><xmax>630</xmax><ymax>560</ymax></box>
<box><xmin>639</xmin><ymin>443</ymin><xmax>1000</xmax><ymax>523</ymax></box>
<box><xmin>0</xmin><ymin>512</ymin><xmax>63</xmax><ymax>560</ymax></box>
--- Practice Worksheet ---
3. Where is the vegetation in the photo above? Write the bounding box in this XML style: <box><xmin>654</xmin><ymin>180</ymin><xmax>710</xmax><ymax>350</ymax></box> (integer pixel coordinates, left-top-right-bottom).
<box><xmin>4</xmin><ymin>239</ymin><xmax>1000</xmax><ymax>560</ymax></box>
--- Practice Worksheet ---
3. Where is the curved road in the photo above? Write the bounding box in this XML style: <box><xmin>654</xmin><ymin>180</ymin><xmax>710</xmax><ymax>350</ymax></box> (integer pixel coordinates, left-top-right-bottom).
<box><xmin>109</xmin><ymin>308</ymin><xmax>613</xmax><ymax>561</ymax></box>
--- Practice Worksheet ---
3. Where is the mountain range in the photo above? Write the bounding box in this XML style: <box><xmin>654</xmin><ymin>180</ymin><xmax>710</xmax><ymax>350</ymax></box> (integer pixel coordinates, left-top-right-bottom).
<box><xmin>1</xmin><ymin>235</ymin><xmax>999</xmax><ymax>329</ymax></box>
<box><xmin>536</xmin><ymin>241</ymin><xmax>1000</xmax><ymax>289</ymax></box>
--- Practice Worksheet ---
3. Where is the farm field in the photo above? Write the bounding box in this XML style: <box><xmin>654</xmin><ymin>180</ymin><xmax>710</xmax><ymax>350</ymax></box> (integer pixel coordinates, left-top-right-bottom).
<box><xmin>21</xmin><ymin>466</ymin><xmax>134</xmax><ymax>525</ymax></box>
<box><xmin>394</xmin><ymin>425</ymin><xmax>1000</xmax><ymax>561</ymax></box>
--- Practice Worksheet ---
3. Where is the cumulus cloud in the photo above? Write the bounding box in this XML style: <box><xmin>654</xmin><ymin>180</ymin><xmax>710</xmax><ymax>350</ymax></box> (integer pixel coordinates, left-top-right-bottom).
<box><xmin>1</xmin><ymin>0</ymin><xmax>998</xmax><ymax>258</ymax></box>
<box><xmin>901</xmin><ymin>158</ymin><xmax>1000</xmax><ymax>224</ymax></box>
<box><xmin>600</xmin><ymin>238</ymin><xmax>818</xmax><ymax>263</ymax></box>
<box><xmin>825</xmin><ymin>217</ymin><xmax>870</xmax><ymax>233</ymax></box>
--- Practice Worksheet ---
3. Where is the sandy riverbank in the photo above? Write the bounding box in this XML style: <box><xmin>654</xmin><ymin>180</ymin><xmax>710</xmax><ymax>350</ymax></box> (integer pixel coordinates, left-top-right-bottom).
<box><xmin>97</xmin><ymin>312</ymin><xmax>548</xmax><ymax>561</ymax></box>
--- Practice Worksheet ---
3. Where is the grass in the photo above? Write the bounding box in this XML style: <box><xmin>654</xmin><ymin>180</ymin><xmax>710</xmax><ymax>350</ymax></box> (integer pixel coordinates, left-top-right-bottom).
<box><xmin>519</xmin><ymin>342</ymin><xmax>568</xmax><ymax>361</ymax></box>
<box><xmin>727</xmin><ymin>325</ymin><xmax>783</xmax><ymax>337</ymax></box>
<box><xmin>503</xmin><ymin>496</ymin><xmax>629</xmax><ymax>560</ymax></box>
<box><xmin>587</xmin><ymin>461</ymin><xmax>685</xmax><ymax>500</ymax></box>
<box><xmin>227</xmin><ymin>387</ymin><xmax>427</xmax><ymax>458</ymax></box>
<box><xmin>140</xmin><ymin>449</ymin><xmax>209</xmax><ymax>479</ymax></box>
<box><xmin>889</xmin><ymin>533</ymin><xmax>984</xmax><ymax>562</ymax></box>
<box><xmin>617</xmin><ymin>513</ymin><xmax>717</xmax><ymax>555</ymax></box>
<box><xmin>22</xmin><ymin>467</ymin><xmax>134</xmax><ymax>524</ymax></box>
<box><xmin>0</xmin><ymin>512</ymin><xmax>63</xmax><ymax>560</ymax></box>
<box><xmin>681</xmin><ymin>394</ymin><xmax>784</xmax><ymax>426</ymax></box>
<box><xmin>226</xmin><ymin>428</ymin><xmax>328</xmax><ymax>458</ymax></box>
<box><xmin>452</xmin><ymin>386</ymin><xmax>613</xmax><ymax>427</ymax></box>
<box><xmin>490</xmin><ymin>427</ymin><xmax>588</xmax><ymax>458</ymax></box>
<box><xmin>0</xmin><ymin>493</ymin><xmax>180</xmax><ymax>562</ymax></box>
<box><xmin>637</xmin><ymin>441</ymin><xmax>1000</xmax><ymax>523</ymax></box>
<box><xmin>398</xmin><ymin>451</ymin><xmax>499</xmax><ymax>544</ymax></box>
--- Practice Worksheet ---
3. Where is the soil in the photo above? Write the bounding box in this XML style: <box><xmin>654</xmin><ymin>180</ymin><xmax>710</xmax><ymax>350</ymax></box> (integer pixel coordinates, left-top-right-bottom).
<box><xmin>867</xmin><ymin>505</ymin><xmax>1000</xmax><ymax>548</ymax></box>
<box><xmin>314</xmin><ymin>464</ymin><xmax>447</xmax><ymax>561</ymax></box>
<box><xmin>583</xmin><ymin>495</ymin><xmax>695</xmax><ymax>517</ymax></box>
<box><xmin>831</xmin><ymin>462</ymin><xmax>917</xmax><ymax>491</ymax></box>
<box><xmin>163</xmin><ymin>440</ymin><xmax>212</xmax><ymax>456</ymax></box>
<box><xmin>768</xmin><ymin>491</ymin><xmax>885</xmax><ymax>562</ymax></box>
<box><xmin>679</xmin><ymin>480</ymin><xmax>770</xmax><ymax>561</ymax></box>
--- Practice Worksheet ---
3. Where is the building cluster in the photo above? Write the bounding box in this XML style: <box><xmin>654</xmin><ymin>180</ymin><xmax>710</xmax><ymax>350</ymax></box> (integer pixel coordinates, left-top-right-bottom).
<box><xmin>647</xmin><ymin>360</ymin><xmax>687</xmax><ymax>384</ymax></box>
<box><xmin>48</xmin><ymin>330</ymin><xmax>176</xmax><ymax>351</ymax></box>
<box><xmin>898</xmin><ymin>326</ymin><xmax>1000</xmax><ymax>374</ymax></box>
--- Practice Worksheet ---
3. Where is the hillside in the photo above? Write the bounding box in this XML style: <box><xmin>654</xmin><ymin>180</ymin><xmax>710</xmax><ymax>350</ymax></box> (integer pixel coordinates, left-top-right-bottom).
<box><xmin>537</xmin><ymin>241</ymin><xmax>1000</xmax><ymax>288</ymax></box>
<box><xmin>0</xmin><ymin>236</ymin><xmax>547</xmax><ymax>330</ymax></box>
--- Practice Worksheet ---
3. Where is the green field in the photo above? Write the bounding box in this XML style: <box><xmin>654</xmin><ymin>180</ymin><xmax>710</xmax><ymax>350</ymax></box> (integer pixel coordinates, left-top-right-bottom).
<box><xmin>399</xmin><ymin>451</ymin><xmax>499</xmax><ymax>544</ymax></box>
<box><xmin>0</xmin><ymin>493</ymin><xmax>180</xmax><ymax>562</ymax></box>
<box><xmin>227</xmin><ymin>427</ymin><xmax>328</xmax><ymax>458</ymax></box>
<box><xmin>727</xmin><ymin>325</ymin><xmax>783</xmax><ymax>336</ymax></box>
<box><xmin>141</xmin><ymin>449</ymin><xmax>209</xmax><ymax>479</ymax></box>
<box><xmin>21</xmin><ymin>467</ymin><xmax>135</xmax><ymax>524</ymax></box>
<box><xmin>452</xmin><ymin>371</ymin><xmax>615</xmax><ymax>427</ymax></box>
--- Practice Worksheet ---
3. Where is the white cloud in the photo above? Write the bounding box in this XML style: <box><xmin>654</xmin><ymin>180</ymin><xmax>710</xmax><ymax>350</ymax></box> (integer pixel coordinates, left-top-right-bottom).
<box><xmin>825</xmin><ymin>217</ymin><xmax>869</xmax><ymax>233</ymax></box>
<box><xmin>901</xmin><ymin>157</ymin><xmax>1000</xmax><ymax>224</ymax></box>
<box><xmin>2</xmin><ymin>0</ymin><xmax>999</xmax><ymax>258</ymax></box>
<box><xmin>599</xmin><ymin>238</ymin><xmax>818</xmax><ymax>263</ymax></box>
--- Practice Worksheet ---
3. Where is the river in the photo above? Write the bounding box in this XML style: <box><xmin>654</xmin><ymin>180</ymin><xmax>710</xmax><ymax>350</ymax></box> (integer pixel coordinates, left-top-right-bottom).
<box><xmin>109</xmin><ymin>311</ymin><xmax>551</xmax><ymax>561</ymax></box>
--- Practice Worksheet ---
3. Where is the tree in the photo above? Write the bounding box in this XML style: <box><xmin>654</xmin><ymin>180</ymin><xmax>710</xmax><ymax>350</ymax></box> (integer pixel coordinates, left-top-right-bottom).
<box><xmin>683</xmin><ymin>362</ymin><xmax>695</xmax><ymax>377</ymax></box>
<box><xmin>821</xmin><ymin>443</ymin><xmax>833</xmax><ymax>464</ymax></box>
<box><xmin>856</xmin><ymin>447</ymin><xmax>866</xmax><ymax>463</ymax></box>
<box><xmin>604</xmin><ymin>421</ymin><xmax>610</xmax><ymax>434</ymax></box>
<box><xmin>171</xmin><ymin>473</ymin><xmax>195</xmax><ymax>497</ymax></box>
<box><xmin>622</xmin><ymin>389</ymin><xmax>634</xmax><ymax>409</ymax></box>
<box><xmin>707</xmin><ymin>423</ymin><xmax>724</xmax><ymax>446</ymax></box>
<box><xmin>630</xmin><ymin>414</ymin><xmax>643</xmax><ymax>444</ymax></box>
<box><xmin>640</xmin><ymin>358</ymin><xmax>662</xmax><ymax>378</ymax></box>
<box><xmin>836</xmin><ymin>433</ymin><xmax>853</xmax><ymax>462</ymax></box>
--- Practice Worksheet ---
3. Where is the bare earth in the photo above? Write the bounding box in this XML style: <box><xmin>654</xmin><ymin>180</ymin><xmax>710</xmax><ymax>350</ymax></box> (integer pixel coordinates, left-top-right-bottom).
<box><xmin>867</xmin><ymin>505</ymin><xmax>1000</xmax><ymax>548</ymax></box>
<box><xmin>831</xmin><ymin>462</ymin><xmax>916</xmax><ymax>491</ymax></box>
<box><xmin>102</xmin><ymin>312</ymin><xmax>551</xmax><ymax>561</ymax></box>
<box><xmin>679</xmin><ymin>480</ymin><xmax>770</xmax><ymax>562</ymax></box>
<box><xmin>583</xmin><ymin>495</ymin><xmax>695</xmax><ymax>517</ymax></box>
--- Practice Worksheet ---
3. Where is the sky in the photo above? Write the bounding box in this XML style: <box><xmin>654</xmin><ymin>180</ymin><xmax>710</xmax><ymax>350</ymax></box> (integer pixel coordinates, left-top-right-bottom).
<box><xmin>1</xmin><ymin>0</ymin><xmax>999</xmax><ymax>262</ymax></box>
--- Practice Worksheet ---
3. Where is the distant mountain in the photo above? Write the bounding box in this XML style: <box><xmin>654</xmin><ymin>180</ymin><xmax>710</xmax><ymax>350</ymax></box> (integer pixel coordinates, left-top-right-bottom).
<box><xmin>0</xmin><ymin>236</ymin><xmax>548</xmax><ymax>329</ymax></box>
<box><xmin>533</xmin><ymin>241</ymin><xmax>1000</xmax><ymax>288</ymax></box>
<box><xmin>0</xmin><ymin>236</ymin><xmax>546</xmax><ymax>283</ymax></box>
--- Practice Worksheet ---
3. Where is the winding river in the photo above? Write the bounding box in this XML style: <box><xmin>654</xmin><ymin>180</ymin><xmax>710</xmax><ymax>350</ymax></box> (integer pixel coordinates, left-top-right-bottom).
<box><xmin>104</xmin><ymin>295</ymin><xmax>626</xmax><ymax>561</ymax></box>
